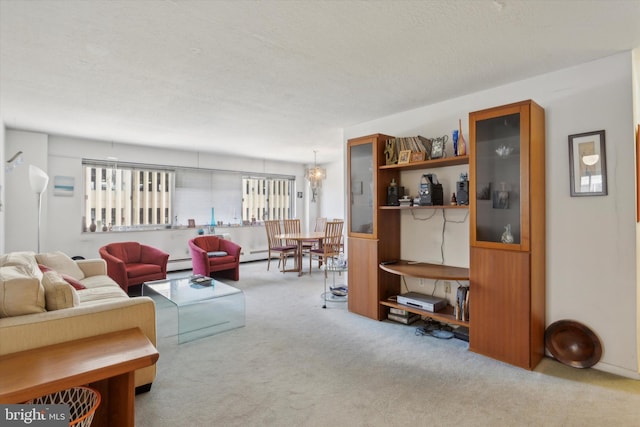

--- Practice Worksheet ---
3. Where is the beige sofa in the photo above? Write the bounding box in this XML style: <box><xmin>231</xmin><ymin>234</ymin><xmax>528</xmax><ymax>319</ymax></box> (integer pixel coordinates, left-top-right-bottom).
<box><xmin>0</xmin><ymin>251</ymin><xmax>157</xmax><ymax>392</ymax></box>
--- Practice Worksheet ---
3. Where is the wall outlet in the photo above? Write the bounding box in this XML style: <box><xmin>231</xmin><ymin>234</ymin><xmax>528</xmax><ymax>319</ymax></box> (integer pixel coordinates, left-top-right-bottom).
<box><xmin>444</xmin><ymin>281</ymin><xmax>451</xmax><ymax>294</ymax></box>
<box><xmin>419</xmin><ymin>278</ymin><xmax>425</xmax><ymax>286</ymax></box>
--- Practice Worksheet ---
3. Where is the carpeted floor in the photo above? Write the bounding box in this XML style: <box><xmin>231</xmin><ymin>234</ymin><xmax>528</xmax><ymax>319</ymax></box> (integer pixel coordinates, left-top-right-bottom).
<box><xmin>134</xmin><ymin>260</ymin><xmax>640</xmax><ymax>426</ymax></box>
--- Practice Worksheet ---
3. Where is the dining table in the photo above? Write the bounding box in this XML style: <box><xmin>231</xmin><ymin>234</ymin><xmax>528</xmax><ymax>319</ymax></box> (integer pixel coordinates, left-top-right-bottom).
<box><xmin>274</xmin><ymin>231</ymin><xmax>325</xmax><ymax>276</ymax></box>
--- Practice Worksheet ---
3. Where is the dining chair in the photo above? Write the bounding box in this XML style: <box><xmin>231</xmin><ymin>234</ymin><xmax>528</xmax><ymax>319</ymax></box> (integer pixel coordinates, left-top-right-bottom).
<box><xmin>332</xmin><ymin>218</ymin><xmax>345</xmax><ymax>253</ymax></box>
<box><xmin>309</xmin><ymin>220</ymin><xmax>344</xmax><ymax>277</ymax></box>
<box><xmin>283</xmin><ymin>218</ymin><xmax>301</xmax><ymax>244</ymax></box>
<box><xmin>302</xmin><ymin>217</ymin><xmax>327</xmax><ymax>253</ymax></box>
<box><xmin>264</xmin><ymin>220</ymin><xmax>297</xmax><ymax>271</ymax></box>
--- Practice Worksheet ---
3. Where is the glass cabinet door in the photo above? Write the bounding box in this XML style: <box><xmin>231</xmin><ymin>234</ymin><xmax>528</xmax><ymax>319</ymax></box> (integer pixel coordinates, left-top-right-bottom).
<box><xmin>348</xmin><ymin>141</ymin><xmax>374</xmax><ymax>237</ymax></box>
<box><xmin>471</xmin><ymin>108</ymin><xmax>530</xmax><ymax>250</ymax></box>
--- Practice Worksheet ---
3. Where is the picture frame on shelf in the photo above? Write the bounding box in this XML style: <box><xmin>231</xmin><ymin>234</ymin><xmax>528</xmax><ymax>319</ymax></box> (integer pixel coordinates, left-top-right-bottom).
<box><xmin>398</xmin><ymin>150</ymin><xmax>411</xmax><ymax>164</ymax></box>
<box><xmin>430</xmin><ymin>136</ymin><xmax>446</xmax><ymax>159</ymax></box>
<box><xmin>410</xmin><ymin>151</ymin><xmax>426</xmax><ymax>162</ymax></box>
<box><xmin>568</xmin><ymin>130</ymin><xmax>607</xmax><ymax>197</ymax></box>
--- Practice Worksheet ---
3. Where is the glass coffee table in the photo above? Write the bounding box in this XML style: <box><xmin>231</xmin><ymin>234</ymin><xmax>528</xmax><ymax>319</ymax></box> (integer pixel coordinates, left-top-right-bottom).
<box><xmin>143</xmin><ymin>276</ymin><xmax>245</xmax><ymax>344</ymax></box>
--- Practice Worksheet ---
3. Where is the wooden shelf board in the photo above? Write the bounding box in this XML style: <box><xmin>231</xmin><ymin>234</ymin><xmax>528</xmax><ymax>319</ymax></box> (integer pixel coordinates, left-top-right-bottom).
<box><xmin>380</xmin><ymin>205</ymin><xmax>468</xmax><ymax>210</ymax></box>
<box><xmin>379</xmin><ymin>155</ymin><xmax>469</xmax><ymax>170</ymax></box>
<box><xmin>380</xmin><ymin>300</ymin><xmax>469</xmax><ymax>327</ymax></box>
<box><xmin>379</xmin><ymin>260</ymin><xmax>469</xmax><ymax>280</ymax></box>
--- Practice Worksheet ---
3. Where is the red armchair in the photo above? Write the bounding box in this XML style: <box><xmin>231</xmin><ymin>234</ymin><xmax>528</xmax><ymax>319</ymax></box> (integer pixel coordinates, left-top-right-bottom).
<box><xmin>189</xmin><ymin>236</ymin><xmax>241</xmax><ymax>281</ymax></box>
<box><xmin>99</xmin><ymin>242</ymin><xmax>169</xmax><ymax>292</ymax></box>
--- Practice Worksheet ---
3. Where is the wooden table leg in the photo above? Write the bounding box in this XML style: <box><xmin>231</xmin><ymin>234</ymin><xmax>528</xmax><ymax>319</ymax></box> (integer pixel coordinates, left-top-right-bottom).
<box><xmin>90</xmin><ymin>372</ymin><xmax>135</xmax><ymax>427</ymax></box>
<box><xmin>297</xmin><ymin>241</ymin><xmax>304</xmax><ymax>276</ymax></box>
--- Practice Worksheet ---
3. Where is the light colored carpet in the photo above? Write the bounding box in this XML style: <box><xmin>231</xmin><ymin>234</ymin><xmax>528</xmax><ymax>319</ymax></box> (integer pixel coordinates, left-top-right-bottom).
<box><xmin>135</xmin><ymin>260</ymin><xmax>640</xmax><ymax>426</ymax></box>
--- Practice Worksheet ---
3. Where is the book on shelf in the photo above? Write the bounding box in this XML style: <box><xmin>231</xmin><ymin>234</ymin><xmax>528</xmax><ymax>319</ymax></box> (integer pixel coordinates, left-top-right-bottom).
<box><xmin>385</xmin><ymin>136</ymin><xmax>433</xmax><ymax>162</ymax></box>
<box><xmin>388</xmin><ymin>313</ymin><xmax>421</xmax><ymax>325</ymax></box>
<box><xmin>390</xmin><ymin>307</ymin><xmax>411</xmax><ymax>316</ymax></box>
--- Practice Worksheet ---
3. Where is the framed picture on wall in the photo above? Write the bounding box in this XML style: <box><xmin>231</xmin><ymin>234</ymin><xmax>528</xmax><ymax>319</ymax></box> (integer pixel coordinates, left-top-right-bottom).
<box><xmin>568</xmin><ymin>130</ymin><xmax>607</xmax><ymax>197</ymax></box>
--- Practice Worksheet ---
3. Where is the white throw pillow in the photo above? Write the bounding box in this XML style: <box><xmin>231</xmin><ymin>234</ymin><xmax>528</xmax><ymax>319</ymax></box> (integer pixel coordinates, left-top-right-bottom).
<box><xmin>36</xmin><ymin>251</ymin><xmax>85</xmax><ymax>280</ymax></box>
<box><xmin>41</xmin><ymin>270</ymin><xmax>80</xmax><ymax>310</ymax></box>
<box><xmin>0</xmin><ymin>264</ymin><xmax>46</xmax><ymax>317</ymax></box>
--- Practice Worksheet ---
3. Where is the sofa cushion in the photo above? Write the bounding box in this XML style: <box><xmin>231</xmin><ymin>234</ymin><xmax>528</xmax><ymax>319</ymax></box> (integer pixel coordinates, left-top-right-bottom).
<box><xmin>78</xmin><ymin>286</ymin><xmax>128</xmax><ymax>304</ymax></box>
<box><xmin>126</xmin><ymin>263</ymin><xmax>162</xmax><ymax>278</ymax></box>
<box><xmin>36</xmin><ymin>252</ymin><xmax>85</xmax><ymax>281</ymax></box>
<box><xmin>0</xmin><ymin>251</ymin><xmax>42</xmax><ymax>280</ymax></box>
<box><xmin>209</xmin><ymin>255</ymin><xmax>236</xmax><ymax>265</ymax></box>
<box><xmin>0</xmin><ymin>265</ymin><xmax>46</xmax><ymax>317</ymax></box>
<box><xmin>38</xmin><ymin>264</ymin><xmax>86</xmax><ymax>290</ymax></box>
<box><xmin>41</xmin><ymin>271</ymin><xmax>80</xmax><ymax>310</ymax></box>
<box><xmin>79</xmin><ymin>274</ymin><xmax>120</xmax><ymax>289</ymax></box>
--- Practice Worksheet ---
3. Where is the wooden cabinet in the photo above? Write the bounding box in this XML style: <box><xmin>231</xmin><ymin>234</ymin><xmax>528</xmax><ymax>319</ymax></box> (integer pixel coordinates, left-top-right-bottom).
<box><xmin>468</xmin><ymin>99</ymin><xmax>545</xmax><ymax>370</ymax></box>
<box><xmin>347</xmin><ymin>100</ymin><xmax>544</xmax><ymax>370</ymax></box>
<box><xmin>347</xmin><ymin>134</ymin><xmax>400</xmax><ymax>320</ymax></box>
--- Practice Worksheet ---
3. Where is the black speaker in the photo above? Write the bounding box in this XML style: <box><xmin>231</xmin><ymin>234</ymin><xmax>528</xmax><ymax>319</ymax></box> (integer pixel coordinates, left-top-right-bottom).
<box><xmin>387</xmin><ymin>185</ymin><xmax>404</xmax><ymax>206</ymax></box>
<box><xmin>419</xmin><ymin>175</ymin><xmax>443</xmax><ymax>206</ymax></box>
<box><xmin>456</xmin><ymin>180</ymin><xmax>469</xmax><ymax>205</ymax></box>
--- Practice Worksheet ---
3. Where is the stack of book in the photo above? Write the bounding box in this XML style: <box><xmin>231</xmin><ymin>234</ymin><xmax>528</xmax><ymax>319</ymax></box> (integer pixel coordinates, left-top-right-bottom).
<box><xmin>387</xmin><ymin>307</ymin><xmax>421</xmax><ymax>325</ymax></box>
<box><xmin>398</xmin><ymin>196</ymin><xmax>412</xmax><ymax>207</ymax></box>
<box><xmin>386</xmin><ymin>136</ymin><xmax>432</xmax><ymax>161</ymax></box>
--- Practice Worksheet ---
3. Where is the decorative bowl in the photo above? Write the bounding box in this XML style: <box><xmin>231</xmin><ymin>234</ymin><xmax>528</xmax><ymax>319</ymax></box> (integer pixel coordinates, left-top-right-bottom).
<box><xmin>330</xmin><ymin>286</ymin><xmax>348</xmax><ymax>297</ymax></box>
<box><xmin>545</xmin><ymin>320</ymin><xmax>602</xmax><ymax>368</ymax></box>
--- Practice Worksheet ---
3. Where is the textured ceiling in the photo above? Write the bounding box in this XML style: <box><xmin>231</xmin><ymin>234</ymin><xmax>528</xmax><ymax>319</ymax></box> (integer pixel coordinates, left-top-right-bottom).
<box><xmin>1</xmin><ymin>1</ymin><xmax>639</xmax><ymax>164</ymax></box>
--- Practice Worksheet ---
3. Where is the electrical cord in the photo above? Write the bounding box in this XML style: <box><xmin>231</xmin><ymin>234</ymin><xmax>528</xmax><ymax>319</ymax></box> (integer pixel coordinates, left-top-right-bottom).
<box><xmin>415</xmin><ymin>319</ymin><xmax>454</xmax><ymax>339</ymax></box>
<box><xmin>440</xmin><ymin>208</ymin><xmax>469</xmax><ymax>264</ymax></box>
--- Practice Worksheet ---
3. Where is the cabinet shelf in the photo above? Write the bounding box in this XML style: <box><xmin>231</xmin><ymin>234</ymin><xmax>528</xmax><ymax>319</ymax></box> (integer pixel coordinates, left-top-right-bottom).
<box><xmin>380</xmin><ymin>300</ymin><xmax>469</xmax><ymax>327</ymax></box>
<box><xmin>379</xmin><ymin>155</ymin><xmax>469</xmax><ymax>171</ymax></box>
<box><xmin>379</xmin><ymin>205</ymin><xmax>468</xmax><ymax>210</ymax></box>
<box><xmin>379</xmin><ymin>260</ymin><xmax>469</xmax><ymax>280</ymax></box>
<box><xmin>379</xmin><ymin>261</ymin><xmax>470</xmax><ymax>327</ymax></box>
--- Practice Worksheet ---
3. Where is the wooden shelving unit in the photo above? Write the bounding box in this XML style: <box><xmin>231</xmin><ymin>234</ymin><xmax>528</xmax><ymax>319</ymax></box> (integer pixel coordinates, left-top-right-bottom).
<box><xmin>348</xmin><ymin>100</ymin><xmax>545</xmax><ymax>371</ymax></box>
<box><xmin>347</xmin><ymin>133</ymin><xmax>469</xmax><ymax>322</ymax></box>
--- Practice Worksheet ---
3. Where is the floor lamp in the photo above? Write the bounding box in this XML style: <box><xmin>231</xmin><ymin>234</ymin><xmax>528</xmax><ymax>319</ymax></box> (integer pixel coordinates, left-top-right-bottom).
<box><xmin>29</xmin><ymin>165</ymin><xmax>49</xmax><ymax>253</ymax></box>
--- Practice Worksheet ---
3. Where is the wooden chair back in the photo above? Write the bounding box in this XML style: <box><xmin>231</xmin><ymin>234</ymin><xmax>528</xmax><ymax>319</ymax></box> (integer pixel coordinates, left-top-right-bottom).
<box><xmin>314</xmin><ymin>217</ymin><xmax>327</xmax><ymax>232</ymax></box>
<box><xmin>283</xmin><ymin>219</ymin><xmax>301</xmax><ymax>246</ymax></box>
<box><xmin>264</xmin><ymin>220</ymin><xmax>283</xmax><ymax>249</ymax></box>
<box><xmin>322</xmin><ymin>220</ymin><xmax>344</xmax><ymax>258</ymax></box>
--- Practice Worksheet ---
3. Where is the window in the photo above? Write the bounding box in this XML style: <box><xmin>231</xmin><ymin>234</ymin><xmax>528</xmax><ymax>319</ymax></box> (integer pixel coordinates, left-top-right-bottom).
<box><xmin>83</xmin><ymin>161</ymin><xmax>175</xmax><ymax>230</ymax></box>
<box><xmin>242</xmin><ymin>176</ymin><xmax>294</xmax><ymax>222</ymax></box>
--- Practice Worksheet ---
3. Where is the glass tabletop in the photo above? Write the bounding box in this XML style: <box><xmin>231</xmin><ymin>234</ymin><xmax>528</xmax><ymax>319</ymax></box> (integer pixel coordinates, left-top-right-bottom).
<box><xmin>143</xmin><ymin>276</ymin><xmax>242</xmax><ymax>306</ymax></box>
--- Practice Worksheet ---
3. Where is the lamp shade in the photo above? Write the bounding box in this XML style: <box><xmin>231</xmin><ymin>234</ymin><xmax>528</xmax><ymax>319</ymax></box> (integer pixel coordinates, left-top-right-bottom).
<box><xmin>29</xmin><ymin>165</ymin><xmax>49</xmax><ymax>194</ymax></box>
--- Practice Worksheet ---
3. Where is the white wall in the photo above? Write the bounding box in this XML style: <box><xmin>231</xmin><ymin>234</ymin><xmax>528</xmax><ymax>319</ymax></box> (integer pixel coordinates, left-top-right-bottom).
<box><xmin>4</xmin><ymin>131</ymin><xmax>49</xmax><ymax>252</ymax></box>
<box><xmin>3</xmin><ymin>132</ymin><xmax>307</xmax><ymax>263</ymax></box>
<box><xmin>344</xmin><ymin>52</ymin><xmax>638</xmax><ymax>379</ymax></box>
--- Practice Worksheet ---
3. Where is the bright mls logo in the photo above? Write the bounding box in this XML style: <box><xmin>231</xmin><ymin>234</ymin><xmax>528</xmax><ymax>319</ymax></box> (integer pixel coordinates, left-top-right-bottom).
<box><xmin>1</xmin><ymin>404</ymin><xmax>68</xmax><ymax>426</ymax></box>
